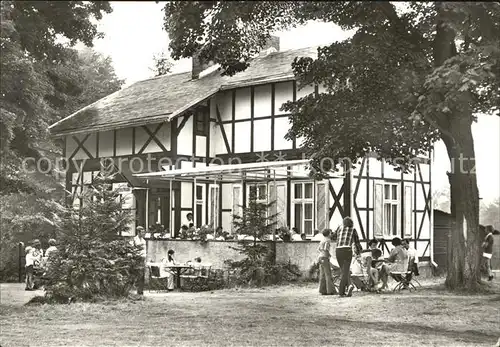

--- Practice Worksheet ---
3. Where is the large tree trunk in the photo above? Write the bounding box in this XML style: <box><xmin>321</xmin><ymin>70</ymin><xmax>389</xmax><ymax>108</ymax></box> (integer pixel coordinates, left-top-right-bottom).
<box><xmin>442</xmin><ymin>116</ymin><xmax>481</xmax><ymax>290</ymax></box>
<box><xmin>434</xmin><ymin>3</ymin><xmax>482</xmax><ymax>290</ymax></box>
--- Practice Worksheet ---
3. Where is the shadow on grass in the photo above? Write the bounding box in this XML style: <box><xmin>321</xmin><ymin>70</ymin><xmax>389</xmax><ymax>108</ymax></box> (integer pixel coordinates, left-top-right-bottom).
<box><xmin>317</xmin><ymin>316</ymin><xmax>498</xmax><ymax>344</ymax></box>
<box><xmin>25</xmin><ymin>293</ymin><xmax>146</xmax><ymax>306</ymax></box>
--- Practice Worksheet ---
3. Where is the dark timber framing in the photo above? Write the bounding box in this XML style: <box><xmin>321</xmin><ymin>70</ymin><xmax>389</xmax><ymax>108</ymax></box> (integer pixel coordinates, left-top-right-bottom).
<box><xmin>215</xmin><ymin>106</ymin><xmax>232</xmax><ymax>154</ymax></box>
<box><xmin>231</xmin><ymin>90</ymin><xmax>236</xmax><ymax>153</ymax></box>
<box><xmin>250</xmin><ymin>86</ymin><xmax>255</xmax><ymax>153</ymax></box>
<box><xmin>271</xmin><ymin>83</ymin><xmax>275</xmax><ymax>151</ymax></box>
<box><xmin>62</xmin><ymin>78</ymin><xmax>432</xmax><ymax>257</ymax></box>
<box><xmin>292</xmin><ymin>81</ymin><xmax>297</xmax><ymax>150</ymax></box>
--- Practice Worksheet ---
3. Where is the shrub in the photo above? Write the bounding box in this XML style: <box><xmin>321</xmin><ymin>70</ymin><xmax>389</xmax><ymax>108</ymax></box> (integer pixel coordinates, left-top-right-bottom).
<box><xmin>43</xmin><ymin>172</ymin><xmax>144</xmax><ymax>303</ymax></box>
<box><xmin>225</xmin><ymin>190</ymin><xmax>301</xmax><ymax>286</ymax></box>
<box><xmin>225</xmin><ymin>258</ymin><xmax>301</xmax><ymax>287</ymax></box>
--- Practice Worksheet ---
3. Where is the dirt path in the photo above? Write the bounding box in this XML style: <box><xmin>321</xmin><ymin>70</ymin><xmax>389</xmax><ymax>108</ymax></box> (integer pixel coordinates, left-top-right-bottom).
<box><xmin>1</xmin><ymin>282</ymin><xmax>499</xmax><ymax>347</ymax></box>
<box><xmin>0</xmin><ymin>283</ymin><xmax>44</xmax><ymax>307</ymax></box>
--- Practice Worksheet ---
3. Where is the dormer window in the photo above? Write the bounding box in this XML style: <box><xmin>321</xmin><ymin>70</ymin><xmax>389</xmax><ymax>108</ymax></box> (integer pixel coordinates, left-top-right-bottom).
<box><xmin>194</xmin><ymin>107</ymin><xmax>209</xmax><ymax>136</ymax></box>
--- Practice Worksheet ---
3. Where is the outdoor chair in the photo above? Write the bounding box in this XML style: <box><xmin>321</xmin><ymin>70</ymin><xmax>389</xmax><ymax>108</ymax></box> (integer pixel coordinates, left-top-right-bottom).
<box><xmin>148</xmin><ymin>265</ymin><xmax>171</xmax><ymax>292</ymax></box>
<box><xmin>389</xmin><ymin>258</ymin><xmax>416</xmax><ymax>292</ymax></box>
<box><xmin>405</xmin><ymin>257</ymin><xmax>422</xmax><ymax>288</ymax></box>
<box><xmin>350</xmin><ymin>254</ymin><xmax>378</xmax><ymax>292</ymax></box>
<box><xmin>181</xmin><ymin>264</ymin><xmax>212</xmax><ymax>291</ymax></box>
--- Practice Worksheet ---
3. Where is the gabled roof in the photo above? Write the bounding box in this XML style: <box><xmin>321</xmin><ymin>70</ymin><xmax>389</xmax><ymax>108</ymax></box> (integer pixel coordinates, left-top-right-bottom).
<box><xmin>49</xmin><ymin>46</ymin><xmax>318</xmax><ymax>137</ymax></box>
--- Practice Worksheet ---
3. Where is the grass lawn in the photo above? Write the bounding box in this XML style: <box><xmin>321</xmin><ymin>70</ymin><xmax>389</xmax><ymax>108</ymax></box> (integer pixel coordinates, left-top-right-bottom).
<box><xmin>1</xmin><ymin>278</ymin><xmax>499</xmax><ymax>347</ymax></box>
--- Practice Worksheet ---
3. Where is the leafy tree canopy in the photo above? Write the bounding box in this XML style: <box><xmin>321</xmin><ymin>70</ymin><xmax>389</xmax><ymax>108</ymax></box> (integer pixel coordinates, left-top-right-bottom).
<box><xmin>164</xmin><ymin>1</ymin><xmax>499</xmax><ymax>172</ymax></box>
<box><xmin>164</xmin><ymin>1</ymin><xmax>500</xmax><ymax>289</ymax></box>
<box><xmin>1</xmin><ymin>1</ymin><xmax>121</xmax><ymax>194</ymax></box>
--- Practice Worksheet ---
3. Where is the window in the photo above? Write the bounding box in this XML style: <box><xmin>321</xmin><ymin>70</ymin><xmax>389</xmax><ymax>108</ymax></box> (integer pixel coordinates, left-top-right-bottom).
<box><xmin>291</xmin><ymin>182</ymin><xmax>314</xmax><ymax>236</ymax></box>
<box><xmin>383</xmin><ymin>183</ymin><xmax>400</xmax><ymax>237</ymax></box>
<box><xmin>247</xmin><ymin>183</ymin><xmax>268</xmax><ymax>218</ymax></box>
<box><xmin>194</xmin><ymin>107</ymin><xmax>209</xmax><ymax>136</ymax></box>
<box><xmin>248</xmin><ymin>184</ymin><xmax>267</xmax><ymax>203</ymax></box>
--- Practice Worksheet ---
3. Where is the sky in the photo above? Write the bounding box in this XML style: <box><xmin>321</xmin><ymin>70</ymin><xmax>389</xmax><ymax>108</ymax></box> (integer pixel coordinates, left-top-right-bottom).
<box><xmin>88</xmin><ymin>2</ymin><xmax>500</xmax><ymax>203</ymax></box>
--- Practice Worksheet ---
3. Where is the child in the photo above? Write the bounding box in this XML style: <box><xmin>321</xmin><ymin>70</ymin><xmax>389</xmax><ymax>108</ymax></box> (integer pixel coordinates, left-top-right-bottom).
<box><xmin>25</xmin><ymin>246</ymin><xmax>35</xmax><ymax>291</ymax></box>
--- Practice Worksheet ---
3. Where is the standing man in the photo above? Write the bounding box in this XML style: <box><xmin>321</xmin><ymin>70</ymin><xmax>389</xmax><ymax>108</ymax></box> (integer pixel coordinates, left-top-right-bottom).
<box><xmin>133</xmin><ymin>226</ymin><xmax>147</xmax><ymax>295</ymax></box>
<box><xmin>482</xmin><ymin>225</ymin><xmax>495</xmax><ymax>281</ymax></box>
<box><xmin>334</xmin><ymin>217</ymin><xmax>362</xmax><ymax>297</ymax></box>
<box><xmin>317</xmin><ymin>229</ymin><xmax>335</xmax><ymax>295</ymax></box>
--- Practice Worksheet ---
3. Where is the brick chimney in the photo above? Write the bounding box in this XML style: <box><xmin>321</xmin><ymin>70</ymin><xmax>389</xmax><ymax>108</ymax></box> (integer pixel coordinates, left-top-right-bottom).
<box><xmin>192</xmin><ymin>51</ymin><xmax>215</xmax><ymax>79</ymax></box>
<box><xmin>260</xmin><ymin>35</ymin><xmax>280</xmax><ymax>56</ymax></box>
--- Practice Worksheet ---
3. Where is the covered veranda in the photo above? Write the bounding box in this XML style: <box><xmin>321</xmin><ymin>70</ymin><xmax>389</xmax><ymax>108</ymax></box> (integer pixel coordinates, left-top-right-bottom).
<box><xmin>133</xmin><ymin>159</ymin><xmax>313</xmax><ymax>237</ymax></box>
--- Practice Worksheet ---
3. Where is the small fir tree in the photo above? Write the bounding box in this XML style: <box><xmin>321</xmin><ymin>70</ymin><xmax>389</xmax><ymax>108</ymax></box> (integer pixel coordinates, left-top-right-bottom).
<box><xmin>43</xmin><ymin>172</ymin><xmax>144</xmax><ymax>302</ymax></box>
<box><xmin>232</xmin><ymin>188</ymin><xmax>277</xmax><ymax>251</ymax></box>
<box><xmin>226</xmin><ymin>188</ymin><xmax>300</xmax><ymax>286</ymax></box>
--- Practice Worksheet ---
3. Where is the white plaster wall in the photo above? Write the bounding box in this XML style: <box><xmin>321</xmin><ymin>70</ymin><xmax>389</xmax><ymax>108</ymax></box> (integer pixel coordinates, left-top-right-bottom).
<box><xmin>369</xmin><ymin>157</ymin><xmax>382</xmax><ymax>178</ymax></box>
<box><xmin>195</xmin><ymin>135</ymin><xmax>206</xmax><ymax>157</ymax></box>
<box><xmin>116</xmin><ymin>128</ymin><xmax>132</xmax><ymax>156</ymax></box>
<box><xmin>419</xmin><ymin>162</ymin><xmax>430</xmax><ymax>182</ymax></box>
<box><xmin>274</xmin><ymin>81</ymin><xmax>294</xmax><ymax>115</ymax></box>
<box><xmin>98</xmin><ymin>130</ymin><xmax>113</xmax><ymax>158</ymax></box>
<box><xmin>210</xmin><ymin>120</ymin><xmax>222</xmax><ymax>156</ymax></box>
<box><xmin>181</xmin><ymin>182</ymin><xmax>193</xmax><ymax>209</ymax></box>
<box><xmin>217</xmin><ymin>91</ymin><xmax>232</xmax><ymax>122</ymax></box>
<box><xmin>177</xmin><ymin>117</ymin><xmax>193</xmax><ymax>156</ymax></box>
<box><xmin>274</xmin><ymin>117</ymin><xmax>293</xmax><ymax>150</ymax></box>
<box><xmin>254</xmin><ymin>84</ymin><xmax>272</xmax><ymax>118</ymax></box>
<box><xmin>234</xmin><ymin>87</ymin><xmax>251</xmax><ymax>120</ymax></box>
<box><xmin>234</xmin><ymin>121</ymin><xmax>251</xmax><ymax>153</ymax></box>
<box><xmin>296</xmin><ymin>83</ymin><xmax>315</xmax><ymax>99</ymax></box>
<box><xmin>384</xmin><ymin>162</ymin><xmax>402</xmax><ymax>179</ymax></box>
<box><xmin>253</xmin><ymin>118</ymin><xmax>271</xmax><ymax>152</ymax></box>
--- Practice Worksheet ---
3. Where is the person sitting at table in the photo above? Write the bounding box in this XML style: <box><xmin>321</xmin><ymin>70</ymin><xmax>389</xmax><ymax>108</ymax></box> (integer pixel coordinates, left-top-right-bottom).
<box><xmin>215</xmin><ymin>227</ymin><xmax>225</xmax><ymax>240</ymax></box>
<box><xmin>379</xmin><ymin>237</ymin><xmax>408</xmax><ymax>290</ymax></box>
<box><xmin>183</xmin><ymin>213</ymin><xmax>195</xmax><ymax>228</ymax></box>
<box><xmin>161</xmin><ymin>249</ymin><xmax>177</xmax><ymax>291</ymax></box>
<box><xmin>402</xmin><ymin>238</ymin><xmax>419</xmax><ymax>276</ymax></box>
<box><xmin>192</xmin><ymin>257</ymin><xmax>203</xmax><ymax>275</ymax></box>
<box><xmin>291</xmin><ymin>227</ymin><xmax>302</xmax><ymax>241</ymax></box>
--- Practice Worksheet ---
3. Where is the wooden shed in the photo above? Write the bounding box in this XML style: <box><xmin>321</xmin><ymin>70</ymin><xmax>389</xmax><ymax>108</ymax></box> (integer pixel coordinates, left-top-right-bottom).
<box><xmin>433</xmin><ymin>209</ymin><xmax>452</xmax><ymax>272</ymax></box>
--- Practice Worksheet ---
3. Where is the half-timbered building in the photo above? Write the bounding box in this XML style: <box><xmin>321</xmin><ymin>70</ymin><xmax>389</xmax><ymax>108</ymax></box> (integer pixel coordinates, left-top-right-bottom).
<box><xmin>49</xmin><ymin>38</ymin><xmax>433</xmax><ymax>261</ymax></box>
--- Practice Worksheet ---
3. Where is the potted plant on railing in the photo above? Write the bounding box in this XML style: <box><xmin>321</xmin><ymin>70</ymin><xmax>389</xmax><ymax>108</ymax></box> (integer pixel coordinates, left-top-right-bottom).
<box><xmin>278</xmin><ymin>226</ymin><xmax>291</xmax><ymax>242</ymax></box>
<box><xmin>198</xmin><ymin>225</ymin><xmax>214</xmax><ymax>244</ymax></box>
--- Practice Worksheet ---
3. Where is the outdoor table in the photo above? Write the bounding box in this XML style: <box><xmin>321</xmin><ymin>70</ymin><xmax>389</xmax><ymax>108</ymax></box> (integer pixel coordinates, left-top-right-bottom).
<box><xmin>146</xmin><ymin>263</ymin><xmax>193</xmax><ymax>290</ymax></box>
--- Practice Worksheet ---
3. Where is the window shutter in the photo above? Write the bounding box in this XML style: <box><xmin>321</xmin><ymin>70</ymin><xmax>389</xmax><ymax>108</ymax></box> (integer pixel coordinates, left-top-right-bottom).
<box><xmin>403</xmin><ymin>183</ymin><xmax>413</xmax><ymax>238</ymax></box>
<box><xmin>231</xmin><ymin>185</ymin><xmax>242</xmax><ymax>233</ymax></box>
<box><xmin>209</xmin><ymin>185</ymin><xmax>219</xmax><ymax>228</ymax></box>
<box><xmin>373</xmin><ymin>180</ymin><xmax>384</xmax><ymax>238</ymax></box>
<box><xmin>269</xmin><ymin>182</ymin><xmax>286</xmax><ymax>228</ymax></box>
<box><xmin>315</xmin><ymin>181</ymin><xmax>329</xmax><ymax>231</ymax></box>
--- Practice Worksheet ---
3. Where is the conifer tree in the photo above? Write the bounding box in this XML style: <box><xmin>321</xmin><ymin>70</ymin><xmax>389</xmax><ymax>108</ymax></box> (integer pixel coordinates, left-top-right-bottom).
<box><xmin>44</xmin><ymin>171</ymin><xmax>144</xmax><ymax>302</ymax></box>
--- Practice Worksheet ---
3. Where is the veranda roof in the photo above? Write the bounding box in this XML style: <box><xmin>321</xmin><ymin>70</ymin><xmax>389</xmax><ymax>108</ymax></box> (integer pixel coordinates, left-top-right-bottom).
<box><xmin>133</xmin><ymin>159</ymin><xmax>312</xmax><ymax>182</ymax></box>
